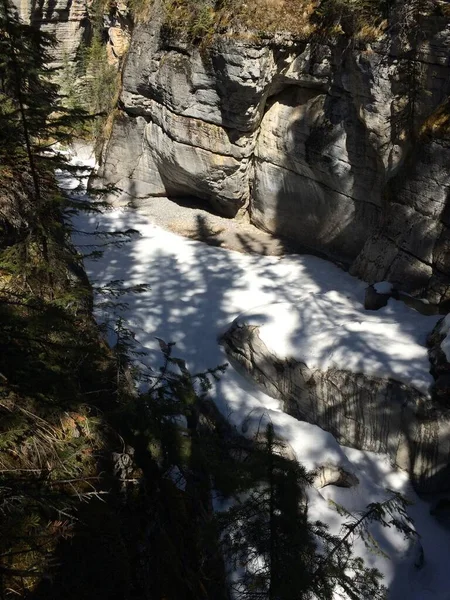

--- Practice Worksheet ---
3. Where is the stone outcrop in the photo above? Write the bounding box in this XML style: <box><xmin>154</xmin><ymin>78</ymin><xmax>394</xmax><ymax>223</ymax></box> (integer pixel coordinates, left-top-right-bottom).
<box><xmin>351</xmin><ymin>126</ymin><xmax>450</xmax><ymax>305</ymax></box>
<box><xmin>12</xmin><ymin>0</ymin><xmax>90</xmax><ymax>66</ymax></box>
<box><xmin>313</xmin><ymin>465</ymin><xmax>359</xmax><ymax>489</ymax></box>
<box><xmin>100</xmin><ymin>2</ymin><xmax>450</xmax><ymax>304</ymax></box>
<box><xmin>12</xmin><ymin>0</ymin><xmax>130</xmax><ymax>70</ymax></box>
<box><xmin>107</xmin><ymin>24</ymin><xmax>130</xmax><ymax>65</ymax></box>
<box><xmin>221</xmin><ymin>319</ymin><xmax>450</xmax><ymax>494</ymax></box>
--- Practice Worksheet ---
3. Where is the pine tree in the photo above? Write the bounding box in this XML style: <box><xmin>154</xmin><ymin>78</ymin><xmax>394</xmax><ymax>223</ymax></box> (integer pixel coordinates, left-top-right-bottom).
<box><xmin>0</xmin><ymin>5</ymin><xmax>116</xmax><ymax>594</ymax></box>
<box><xmin>216</xmin><ymin>423</ymin><xmax>418</xmax><ymax>600</ymax></box>
<box><xmin>0</xmin><ymin>0</ymin><xmax>93</xmax><ymax>297</ymax></box>
<box><xmin>217</xmin><ymin>425</ymin><xmax>321</xmax><ymax>599</ymax></box>
<box><xmin>0</xmin><ymin>0</ymin><xmax>90</xmax><ymax>173</ymax></box>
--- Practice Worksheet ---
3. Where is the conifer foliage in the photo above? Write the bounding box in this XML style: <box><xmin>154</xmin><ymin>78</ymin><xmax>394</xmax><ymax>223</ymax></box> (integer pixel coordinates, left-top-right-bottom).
<box><xmin>0</xmin><ymin>3</ymin><xmax>116</xmax><ymax>595</ymax></box>
<box><xmin>0</xmin><ymin>3</ymin><xmax>421</xmax><ymax>599</ymax></box>
<box><xmin>216</xmin><ymin>424</ymin><xmax>400</xmax><ymax>600</ymax></box>
<box><xmin>0</xmin><ymin>0</ymin><xmax>91</xmax><ymax>296</ymax></box>
<box><xmin>0</xmin><ymin>0</ymin><xmax>87</xmax><ymax>180</ymax></box>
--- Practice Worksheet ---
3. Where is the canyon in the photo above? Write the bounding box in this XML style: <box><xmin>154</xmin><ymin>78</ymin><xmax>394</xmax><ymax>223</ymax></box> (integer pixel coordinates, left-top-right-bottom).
<box><xmin>100</xmin><ymin>0</ymin><xmax>450</xmax><ymax>306</ymax></box>
<box><xmin>4</xmin><ymin>0</ymin><xmax>450</xmax><ymax>595</ymax></box>
<box><xmin>15</xmin><ymin>0</ymin><xmax>450</xmax><ymax>491</ymax></box>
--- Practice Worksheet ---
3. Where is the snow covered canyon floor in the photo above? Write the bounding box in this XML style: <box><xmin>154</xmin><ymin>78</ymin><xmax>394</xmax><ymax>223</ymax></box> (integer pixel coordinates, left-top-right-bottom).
<box><xmin>67</xmin><ymin>156</ymin><xmax>450</xmax><ymax>600</ymax></box>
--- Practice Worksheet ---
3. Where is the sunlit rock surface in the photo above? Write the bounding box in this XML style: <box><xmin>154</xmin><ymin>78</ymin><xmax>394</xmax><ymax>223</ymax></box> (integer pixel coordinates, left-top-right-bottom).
<box><xmin>12</xmin><ymin>0</ymin><xmax>130</xmax><ymax>69</ymax></box>
<box><xmin>12</xmin><ymin>0</ymin><xmax>90</xmax><ymax>65</ymax></box>
<box><xmin>100</xmin><ymin>2</ymin><xmax>450</xmax><ymax>304</ymax></box>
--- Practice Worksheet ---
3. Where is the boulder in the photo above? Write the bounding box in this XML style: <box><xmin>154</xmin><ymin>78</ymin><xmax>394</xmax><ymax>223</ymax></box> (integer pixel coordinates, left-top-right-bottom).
<box><xmin>364</xmin><ymin>284</ymin><xmax>390</xmax><ymax>310</ymax></box>
<box><xmin>428</xmin><ymin>315</ymin><xmax>450</xmax><ymax>407</ymax></box>
<box><xmin>313</xmin><ymin>465</ymin><xmax>359</xmax><ymax>489</ymax></box>
<box><xmin>221</xmin><ymin>298</ymin><xmax>450</xmax><ymax>493</ymax></box>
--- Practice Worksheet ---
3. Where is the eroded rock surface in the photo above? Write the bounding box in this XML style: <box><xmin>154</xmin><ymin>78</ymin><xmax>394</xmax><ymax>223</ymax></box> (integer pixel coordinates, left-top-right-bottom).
<box><xmin>12</xmin><ymin>0</ymin><xmax>90</xmax><ymax>65</ymax></box>
<box><xmin>12</xmin><ymin>0</ymin><xmax>130</xmax><ymax>70</ymax></box>
<box><xmin>221</xmin><ymin>315</ymin><xmax>450</xmax><ymax>493</ymax></box>
<box><xmin>101</xmin><ymin>3</ymin><xmax>450</xmax><ymax>303</ymax></box>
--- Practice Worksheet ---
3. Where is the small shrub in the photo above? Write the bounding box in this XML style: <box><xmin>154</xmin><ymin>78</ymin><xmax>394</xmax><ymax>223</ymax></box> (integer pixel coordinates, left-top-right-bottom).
<box><xmin>312</xmin><ymin>0</ymin><xmax>389</xmax><ymax>40</ymax></box>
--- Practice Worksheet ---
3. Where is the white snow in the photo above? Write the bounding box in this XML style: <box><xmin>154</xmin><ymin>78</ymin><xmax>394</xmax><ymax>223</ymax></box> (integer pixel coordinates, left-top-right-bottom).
<box><xmin>68</xmin><ymin>157</ymin><xmax>450</xmax><ymax>600</ymax></box>
<box><xmin>374</xmin><ymin>281</ymin><xmax>394</xmax><ymax>295</ymax></box>
<box><xmin>440</xmin><ymin>314</ymin><xmax>450</xmax><ymax>362</ymax></box>
<box><xmin>236</xmin><ymin>291</ymin><xmax>435</xmax><ymax>394</ymax></box>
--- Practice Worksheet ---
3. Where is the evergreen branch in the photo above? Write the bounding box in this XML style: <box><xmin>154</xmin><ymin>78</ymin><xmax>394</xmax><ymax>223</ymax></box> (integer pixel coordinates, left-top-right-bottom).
<box><xmin>0</xmin><ymin>0</ymin><xmax>41</xmax><ymax>205</ymax></box>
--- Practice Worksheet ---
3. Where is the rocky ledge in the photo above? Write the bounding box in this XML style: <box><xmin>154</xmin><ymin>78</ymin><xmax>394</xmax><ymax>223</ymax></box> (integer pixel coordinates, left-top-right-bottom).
<box><xmin>220</xmin><ymin>294</ymin><xmax>450</xmax><ymax>493</ymax></box>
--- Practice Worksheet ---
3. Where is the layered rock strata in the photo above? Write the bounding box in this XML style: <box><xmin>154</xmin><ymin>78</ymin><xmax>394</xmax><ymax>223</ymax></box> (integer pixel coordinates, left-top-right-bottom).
<box><xmin>101</xmin><ymin>4</ymin><xmax>450</xmax><ymax>303</ymax></box>
<box><xmin>12</xmin><ymin>0</ymin><xmax>90</xmax><ymax>65</ymax></box>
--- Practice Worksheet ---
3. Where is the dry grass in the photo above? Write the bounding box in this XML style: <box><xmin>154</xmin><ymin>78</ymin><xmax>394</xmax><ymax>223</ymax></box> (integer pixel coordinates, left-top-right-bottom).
<box><xmin>353</xmin><ymin>18</ymin><xmax>387</xmax><ymax>41</ymax></box>
<box><xmin>0</xmin><ymin>394</ymin><xmax>106</xmax><ymax>484</ymax></box>
<box><xmin>225</xmin><ymin>0</ymin><xmax>318</xmax><ymax>37</ymax></box>
<box><xmin>0</xmin><ymin>393</ymin><xmax>108</xmax><ymax>595</ymax></box>
<box><xmin>420</xmin><ymin>99</ymin><xmax>450</xmax><ymax>139</ymax></box>
<box><xmin>164</xmin><ymin>0</ymin><xmax>317</xmax><ymax>40</ymax></box>
<box><xmin>162</xmin><ymin>0</ymin><xmax>394</xmax><ymax>44</ymax></box>
<box><xmin>130</xmin><ymin>0</ymin><xmax>154</xmax><ymax>23</ymax></box>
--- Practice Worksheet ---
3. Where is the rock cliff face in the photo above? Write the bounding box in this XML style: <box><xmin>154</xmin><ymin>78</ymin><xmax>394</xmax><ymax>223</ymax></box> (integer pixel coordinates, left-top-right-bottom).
<box><xmin>221</xmin><ymin>317</ymin><xmax>450</xmax><ymax>494</ymax></box>
<box><xmin>101</xmin><ymin>2</ymin><xmax>450</xmax><ymax>304</ymax></box>
<box><xmin>12</xmin><ymin>0</ymin><xmax>90</xmax><ymax>65</ymax></box>
<box><xmin>12</xmin><ymin>0</ymin><xmax>130</xmax><ymax>69</ymax></box>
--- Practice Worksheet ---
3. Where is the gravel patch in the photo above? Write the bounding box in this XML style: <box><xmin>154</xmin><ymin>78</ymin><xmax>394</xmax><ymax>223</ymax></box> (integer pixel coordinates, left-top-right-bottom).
<box><xmin>126</xmin><ymin>195</ymin><xmax>292</xmax><ymax>256</ymax></box>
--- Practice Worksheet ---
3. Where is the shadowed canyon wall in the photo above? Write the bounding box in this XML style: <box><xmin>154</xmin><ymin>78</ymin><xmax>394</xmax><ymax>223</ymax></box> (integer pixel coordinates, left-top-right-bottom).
<box><xmin>99</xmin><ymin>1</ymin><xmax>450</xmax><ymax>304</ymax></box>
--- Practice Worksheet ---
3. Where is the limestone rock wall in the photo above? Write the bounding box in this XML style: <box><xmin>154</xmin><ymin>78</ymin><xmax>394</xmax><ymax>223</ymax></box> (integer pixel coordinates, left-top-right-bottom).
<box><xmin>100</xmin><ymin>4</ymin><xmax>450</xmax><ymax>302</ymax></box>
<box><xmin>221</xmin><ymin>321</ymin><xmax>450</xmax><ymax>494</ymax></box>
<box><xmin>13</xmin><ymin>0</ymin><xmax>90</xmax><ymax>65</ymax></box>
<box><xmin>12</xmin><ymin>0</ymin><xmax>131</xmax><ymax>70</ymax></box>
<box><xmin>351</xmin><ymin>134</ymin><xmax>450</xmax><ymax>304</ymax></box>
